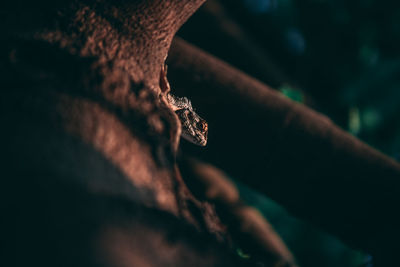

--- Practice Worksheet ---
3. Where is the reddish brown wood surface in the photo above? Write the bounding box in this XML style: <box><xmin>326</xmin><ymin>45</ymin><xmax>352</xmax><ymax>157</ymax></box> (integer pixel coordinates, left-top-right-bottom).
<box><xmin>0</xmin><ymin>1</ymin><xmax>252</xmax><ymax>266</ymax></box>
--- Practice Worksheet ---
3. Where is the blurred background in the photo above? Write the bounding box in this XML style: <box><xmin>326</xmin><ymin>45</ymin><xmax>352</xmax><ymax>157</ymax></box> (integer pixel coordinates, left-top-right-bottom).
<box><xmin>176</xmin><ymin>0</ymin><xmax>400</xmax><ymax>266</ymax></box>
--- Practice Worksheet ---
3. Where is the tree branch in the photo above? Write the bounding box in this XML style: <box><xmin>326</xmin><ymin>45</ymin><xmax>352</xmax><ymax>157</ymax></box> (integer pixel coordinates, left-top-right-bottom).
<box><xmin>167</xmin><ymin>37</ymin><xmax>400</xmax><ymax>260</ymax></box>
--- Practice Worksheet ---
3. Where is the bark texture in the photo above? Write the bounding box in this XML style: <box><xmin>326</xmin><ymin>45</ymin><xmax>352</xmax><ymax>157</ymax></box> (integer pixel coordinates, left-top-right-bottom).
<box><xmin>0</xmin><ymin>1</ymin><xmax>260</xmax><ymax>266</ymax></box>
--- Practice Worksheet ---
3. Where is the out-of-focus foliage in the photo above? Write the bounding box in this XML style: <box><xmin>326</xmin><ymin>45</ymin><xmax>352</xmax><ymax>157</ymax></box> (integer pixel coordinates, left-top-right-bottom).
<box><xmin>279</xmin><ymin>85</ymin><xmax>305</xmax><ymax>103</ymax></box>
<box><xmin>219</xmin><ymin>0</ymin><xmax>400</xmax><ymax>159</ymax></box>
<box><xmin>238</xmin><ymin>181</ymin><xmax>370</xmax><ymax>267</ymax></box>
<box><xmin>238</xmin><ymin>179</ymin><xmax>373</xmax><ymax>267</ymax></box>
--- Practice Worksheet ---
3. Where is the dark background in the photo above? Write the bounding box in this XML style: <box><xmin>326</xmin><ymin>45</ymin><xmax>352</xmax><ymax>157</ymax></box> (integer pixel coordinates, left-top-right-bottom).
<box><xmin>177</xmin><ymin>0</ymin><xmax>400</xmax><ymax>266</ymax></box>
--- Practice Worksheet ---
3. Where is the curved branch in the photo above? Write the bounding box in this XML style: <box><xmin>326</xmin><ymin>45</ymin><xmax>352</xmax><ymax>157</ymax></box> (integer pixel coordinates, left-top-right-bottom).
<box><xmin>167</xmin><ymin>37</ymin><xmax>400</xmax><ymax>260</ymax></box>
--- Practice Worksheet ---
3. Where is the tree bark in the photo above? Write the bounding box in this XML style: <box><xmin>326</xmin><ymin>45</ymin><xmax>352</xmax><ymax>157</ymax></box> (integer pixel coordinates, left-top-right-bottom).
<box><xmin>0</xmin><ymin>1</ymin><xmax>263</xmax><ymax>266</ymax></box>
